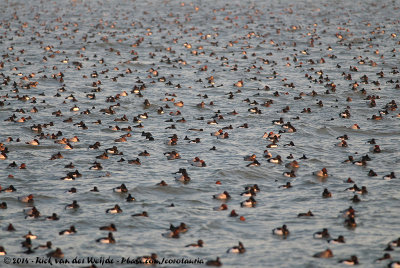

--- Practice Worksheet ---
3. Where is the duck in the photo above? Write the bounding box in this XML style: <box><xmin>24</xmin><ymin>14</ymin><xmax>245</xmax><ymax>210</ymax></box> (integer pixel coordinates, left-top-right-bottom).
<box><xmin>165</xmin><ymin>151</ymin><xmax>181</xmax><ymax>160</ymax></box>
<box><xmin>298</xmin><ymin>210</ymin><xmax>314</xmax><ymax>217</ymax></box>
<box><xmin>128</xmin><ymin>158</ymin><xmax>141</xmax><ymax>165</ymax></box>
<box><xmin>162</xmin><ymin>229</ymin><xmax>181</xmax><ymax>239</ymax></box>
<box><xmin>47</xmin><ymin>213</ymin><xmax>60</xmax><ymax>221</ymax></box>
<box><xmin>213</xmin><ymin>191</ymin><xmax>231</xmax><ymax>200</ymax></box>
<box><xmin>0</xmin><ymin>202</ymin><xmax>7</xmax><ymax>209</ymax></box>
<box><xmin>272</xmin><ymin>224</ymin><xmax>289</xmax><ymax>237</ymax></box>
<box><xmin>389</xmin><ymin>237</ymin><xmax>400</xmax><ymax>247</ymax></box>
<box><xmin>59</xmin><ymin>226</ymin><xmax>77</xmax><ymax>235</ymax></box>
<box><xmin>34</xmin><ymin>241</ymin><xmax>52</xmax><ymax>250</ymax></box>
<box><xmin>383</xmin><ymin>172</ymin><xmax>396</xmax><ymax>180</ymax></box>
<box><xmin>2</xmin><ymin>185</ymin><xmax>17</xmax><ymax>192</ymax></box>
<box><xmin>246</xmin><ymin>160</ymin><xmax>261</xmax><ymax>167</ymax></box>
<box><xmin>26</xmin><ymin>139</ymin><xmax>40</xmax><ymax>146</ymax></box>
<box><xmin>243</xmin><ymin>154</ymin><xmax>256</xmax><ymax>161</ymax></box>
<box><xmin>241</xmin><ymin>196</ymin><xmax>257</xmax><ymax>207</ymax></box>
<box><xmin>23</xmin><ymin>231</ymin><xmax>37</xmax><ymax>240</ymax></box>
<box><xmin>229</xmin><ymin>210</ymin><xmax>239</xmax><ymax>217</ymax></box>
<box><xmin>313</xmin><ymin>249</ymin><xmax>333</xmax><ymax>258</ymax></box>
<box><xmin>388</xmin><ymin>262</ymin><xmax>400</xmax><ymax>268</ymax></box>
<box><xmin>132</xmin><ymin>211</ymin><xmax>148</xmax><ymax>217</ymax></box>
<box><xmin>206</xmin><ymin>257</ymin><xmax>222</xmax><ymax>267</ymax></box>
<box><xmin>96</xmin><ymin>232</ymin><xmax>115</xmax><ymax>244</ymax></box>
<box><xmin>106</xmin><ymin>204</ymin><xmax>122</xmax><ymax>214</ymax></box>
<box><xmin>47</xmin><ymin>248</ymin><xmax>64</xmax><ymax>258</ymax></box>
<box><xmin>100</xmin><ymin>224</ymin><xmax>117</xmax><ymax>232</ymax></box>
<box><xmin>170</xmin><ymin>223</ymin><xmax>188</xmax><ymax>233</ymax></box>
<box><xmin>185</xmin><ymin>240</ymin><xmax>204</xmax><ymax>248</ymax></box>
<box><xmin>126</xmin><ymin>194</ymin><xmax>136</xmax><ymax>202</ymax></box>
<box><xmin>283</xmin><ymin>170</ymin><xmax>296</xmax><ymax>177</ymax></box>
<box><xmin>263</xmin><ymin>150</ymin><xmax>272</xmax><ymax>158</ymax></box>
<box><xmin>18</xmin><ymin>194</ymin><xmax>34</xmax><ymax>203</ymax></box>
<box><xmin>227</xmin><ymin>241</ymin><xmax>246</xmax><ymax>253</ymax></box>
<box><xmin>279</xmin><ymin>182</ymin><xmax>292</xmax><ymax>189</ymax></box>
<box><xmin>313</xmin><ymin>168</ymin><xmax>328</xmax><ymax>178</ymax></box>
<box><xmin>138</xmin><ymin>150</ymin><xmax>150</xmax><ymax>156</ymax></box>
<box><xmin>285</xmin><ymin>160</ymin><xmax>299</xmax><ymax>169</ymax></box>
<box><xmin>328</xmin><ymin>235</ymin><xmax>345</xmax><ymax>244</ymax></box>
<box><xmin>313</xmin><ymin>228</ymin><xmax>330</xmax><ymax>239</ymax></box>
<box><xmin>65</xmin><ymin>200</ymin><xmax>79</xmax><ymax>209</ymax></box>
<box><xmin>350</xmin><ymin>195</ymin><xmax>360</xmax><ymax>203</ymax></box>
<box><xmin>375</xmin><ymin>253</ymin><xmax>391</xmax><ymax>262</ymax></box>
<box><xmin>339</xmin><ymin>255</ymin><xmax>359</xmax><ymax>265</ymax></box>
<box><xmin>25</xmin><ymin>207</ymin><xmax>41</xmax><ymax>219</ymax></box>
<box><xmin>244</xmin><ymin>184</ymin><xmax>260</xmax><ymax>192</ymax></box>
<box><xmin>139</xmin><ymin>253</ymin><xmax>158</xmax><ymax>265</ymax></box>
<box><xmin>344</xmin><ymin>217</ymin><xmax>357</xmax><ymax>228</ymax></box>
<box><xmin>113</xmin><ymin>183</ymin><xmax>128</xmax><ymax>193</ymax></box>
<box><xmin>191</xmin><ymin>157</ymin><xmax>206</xmax><ymax>167</ymax></box>
<box><xmin>356</xmin><ymin>186</ymin><xmax>368</xmax><ymax>195</ymax></box>
<box><xmin>267</xmin><ymin>155</ymin><xmax>282</xmax><ymax>164</ymax></box>
<box><xmin>21</xmin><ymin>237</ymin><xmax>32</xmax><ymax>248</ymax></box>
<box><xmin>322</xmin><ymin>188</ymin><xmax>332</xmax><ymax>198</ymax></box>
<box><xmin>240</xmin><ymin>188</ymin><xmax>256</xmax><ymax>197</ymax></box>
<box><xmin>175</xmin><ymin>168</ymin><xmax>191</xmax><ymax>183</ymax></box>
<box><xmin>214</xmin><ymin>204</ymin><xmax>228</xmax><ymax>211</ymax></box>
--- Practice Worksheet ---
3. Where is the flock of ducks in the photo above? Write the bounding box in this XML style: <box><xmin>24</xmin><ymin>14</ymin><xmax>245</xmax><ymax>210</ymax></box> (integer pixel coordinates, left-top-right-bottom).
<box><xmin>0</xmin><ymin>0</ymin><xmax>399</xmax><ymax>266</ymax></box>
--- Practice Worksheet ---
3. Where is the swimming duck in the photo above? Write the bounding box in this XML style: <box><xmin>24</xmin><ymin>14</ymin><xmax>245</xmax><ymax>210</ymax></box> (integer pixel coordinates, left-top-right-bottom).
<box><xmin>126</xmin><ymin>194</ymin><xmax>136</xmax><ymax>202</ymax></box>
<box><xmin>279</xmin><ymin>182</ymin><xmax>292</xmax><ymax>189</ymax></box>
<box><xmin>18</xmin><ymin>194</ymin><xmax>34</xmax><ymax>203</ymax></box>
<box><xmin>241</xmin><ymin>196</ymin><xmax>257</xmax><ymax>207</ymax></box>
<box><xmin>339</xmin><ymin>255</ymin><xmax>359</xmax><ymax>265</ymax></box>
<box><xmin>113</xmin><ymin>183</ymin><xmax>128</xmax><ymax>193</ymax></box>
<box><xmin>244</xmin><ymin>154</ymin><xmax>256</xmax><ymax>161</ymax></box>
<box><xmin>65</xmin><ymin>200</ymin><xmax>79</xmax><ymax>209</ymax></box>
<box><xmin>213</xmin><ymin>191</ymin><xmax>231</xmax><ymax>200</ymax></box>
<box><xmin>227</xmin><ymin>241</ymin><xmax>246</xmax><ymax>254</ymax></box>
<box><xmin>313</xmin><ymin>168</ymin><xmax>328</xmax><ymax>178</ymax></box>
<box><xmin>314</xmin><ymin>228</ymin><xmax>330</xmax><ymax>239</ymax></box>
<box><xmin>268</xmin><ymin>155</ymin><xmax>282</xmax><ymax>164</ymax></box>
<box><xmin>175</xmin><ymin>168</ymin><xmax>191</xmax><ymax>183</ymax></box>
<box><xmin>313</xmin><ymin>249</ymin><xmax>333</xmax><ymax>258</ymax></box>
<box><xmin>23</xmin><ymin>231</ymin><xmax>37</xmax><ymax>240</ymax></box>
<box><xmin>272</xmin><ymin>224</ymin><xmax>289</xmax><ymax>237</ymax></box>
<box><xmin>106</xmin><ymin>204</ymin><xmax>122</xmax><ymax>214</ymax></box>
<box><xmin>206</xmin><ymin>257</ymin><xmax>222</xmax><ymax>266</ymax></box>
<box><xmin>132</xmin><ymin>211</ymin><xmax>148</xmax><ymax>217</ymax></box>
<box><xmin>214</xmin><ymin>204</ymin><xmax>228</xmax><ymax>211</ymax></box>
<box><xmin>322</xmin><ymin>188</ymin><xmax>332</xmax><ymax>198</ymax></box>
<box><xmin>34</xmin><ymin>241</ymin><xmax>52</xmax><ymax>250</ymax></box>
<box><xmin>47</xmin><ymin>213</ymin><xmax>60</xmax><ymax>221</ymax></box>
<box><xmin>298</xmin><ymin>210</ymin><xmax>314</xmax><ymax>217</ymax></box>
<box><xmin>96</xmin><ymin>232</ymin><xmax>115</xmax><ymax>244</ymax></box>
<box><xmin>59</xmin><ymin>226</ymin><xmax>77</xmax><ymax>235</ymax></box>
<box><xmin>328</xmin><ymin>235</ymin><xmax>345</xmax><ymax>244</ymax></box>
<box><xmin>246</xmin><ymin>160</ymin><xmax>261</xmax><ymax>167</ymax></box>
<box><xmin>47</xmin><ymin>248</ymin><xmax>64</xmax><ymax>258</ymax></box>
<box><xmin>139</xmin><ymin>253</ymin><xmax>158</xmax><ymax>265</ymax></box>
<box><xmin>383</xmin><ymin>172</ymin><xmax>396</xmax><ymax>180</ymax></box>
<box><xmin>186</xmin><ymin>240</ymin><xmax>204</xmax><ymax>248</ymax></box>
<box><xmin>283</xmin><ymin>170</ymin><xmax>296</xmax><ymax>177</ymax></box>
<box><xmin>240</xmin><ymin>188</ymin><xmax>256</xmax><ymax>197</ymax></box>
<box><xmin>100</xmin><ymin>224</ymin><xmax>117</xmax><ymax>232</ymax></box>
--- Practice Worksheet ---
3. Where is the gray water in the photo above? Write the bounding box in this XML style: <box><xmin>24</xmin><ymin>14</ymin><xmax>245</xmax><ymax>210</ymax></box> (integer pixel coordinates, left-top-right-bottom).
<box><xmin>1</xmin><ymin>0</ymin><xmax>400</xmax><ymax>267</ymax></box>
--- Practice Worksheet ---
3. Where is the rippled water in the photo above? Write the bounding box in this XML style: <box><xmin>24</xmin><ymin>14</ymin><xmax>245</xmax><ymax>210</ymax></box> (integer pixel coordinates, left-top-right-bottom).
<box><xmin>1</xmin><ymin>0</ymin><xmax>400</xmax><ymax>267</ymax></box>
